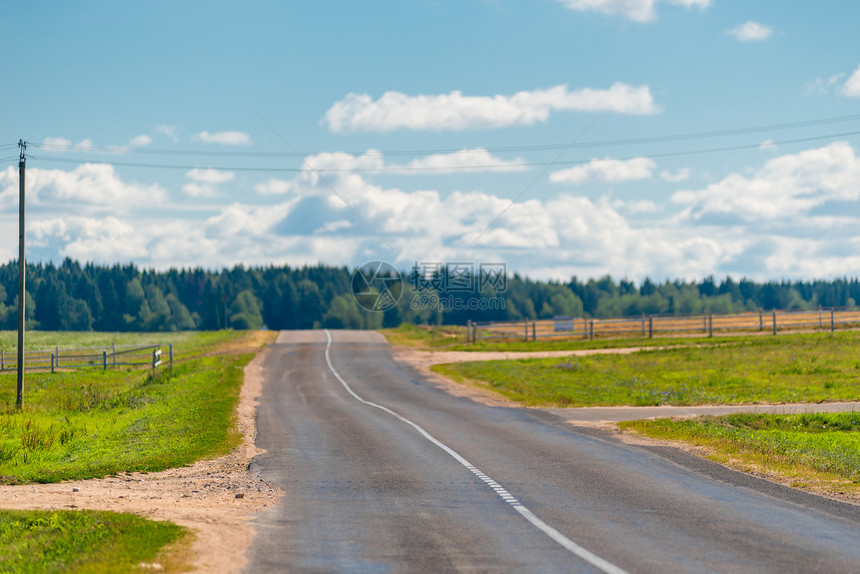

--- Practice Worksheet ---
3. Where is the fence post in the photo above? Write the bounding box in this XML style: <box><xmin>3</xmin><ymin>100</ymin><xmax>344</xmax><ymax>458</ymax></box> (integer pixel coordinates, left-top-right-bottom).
<box><xmin>831</xmin><ymin>309</ymin><xmax>835</xmax><ymax>332</ymax></box>
<box><xmin>532</xmin><ymin>321</ymin><xmax>536</xmax><ymax>342</ymax></box>
<box><xmin>648</xmin><ymin>316</ymin><xmax>653</xmax><ymax>339</ymax></box>
<box><xmin>709</xmin><ymin>313</ymin><xmax>713</xmax><ymax>338</ymax></box>
<box><xmin>51</xmin><ymin>352</ymin><xmax>55</xmax><ymax>373</ymax></box>
<box><xmin>1</xmin><ymin>349</ymin><xmax>4</xmax><ymax>371</ymax></box>
<box><xmin>103</xmin><ymin>350</ymin><xmax>107</xmax><ymax>371</ymax></box>
<box><xmin>467</xmin><ymin>320</ymin><xmax>472</xmax><ymax>345</ymax></box>
<box><xmin>819</xmin><ymin>304</ymin><xmax>823</xmax><ymax>328</ymax></box>
<box><xmin>169</xmin><ymin>344</ymin><xmax>174</xmax><ymax>370</ymax></box>
<box><xmin>759</xmin><ymin>310</ymin><xmax>763</xmax><ymax>332</ymax></box>
<box><xmin>152</xmin><ymin>348</ymin><xmax>158</xmax><ymax>369</ymax></box>
<box><xmin>589</xmin><ymin>320</ymin><xmax>594</xmax><ymax>341</ymax></box>
<box><xmin>524</xmin><ymin>319</ymin><xmax>528</xmax><ymax>342</ymax></box>
<box><xmin>772</xmin><ymin>310</ymin><xmax>777</xmax><ymax>335</ymax></box>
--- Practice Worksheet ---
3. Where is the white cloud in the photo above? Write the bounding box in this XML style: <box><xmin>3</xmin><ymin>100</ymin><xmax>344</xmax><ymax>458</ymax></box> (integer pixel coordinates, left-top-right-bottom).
<box><xmin>129</xmin><ymin>135</ymin><xmax>152</xmax><ymax>147</ymax></box>
<box><xmin>843</xmin><ymin>64</ymin><xmax>860</xmax><ymax>97</ymax></box>
<box><xmin>391</xmin><ymin>148</ymin><xmax>528</xmax><ymax>174</ymax></box>
<box><xmin>673</xmin><ymin>142</ymin><xmax>860</xmax><ymax>223</ymax></box>
<box><xmin>193</xmin><ymin>130</ymin><xmax>252</xmax><ymax>145</ymax></box>
<box><xmin>727</xmin><ymin>21</ymin><xmax>773</xmax><ymax>42</ymax></box>
<box><xmin>41</xmin><ymin>137</ymin><xmax>94</xmax><ymax>152</ymax></box>
<box><xmin>0</xmin><ymin>163</ymin><xmax>167</xmax><ymax>210</ymax></box>
<box><xmin>612</xmin><ymin>198</ymin><xmax>659</xmax><ymax>213</ymax></box>
<box><xmin>660</xmin><ymin>168</ymin><xmax>690</xmax><ymax>182</ymax></box>
<box><xmin>31</xmin><ymin>216</ymin><xmax>149</xmax><ymax>261</ymax></box>
<box><xmin>759</xmin><ymin>139</ymin><xmax>777</xmax><ymax>151</ymax></box>
<box><xmin>255</xmin><ymin>178</ymin><xmax>293</xmax><ymax>195</ymax></box>
<box><xmin>182</xmin><ymin>168</ymin><xmax>235</xmax><ymax>197</ymax></box>
<box><xmin>323</xmin><ymin>83</ymin><xmax>659</xmax><ymax>132</ymax></box>
<box><xmin>550</xmin><ymin>157</ymin><xmax>656</xmax><ymax>185</ymax></box>
<box><xmin>556</xmin><ymin>0</ymin><xmax>709</xmax><ymax>23</ymax></box>
<box><xmin>156</xmin><ymin>125</ymin><xmax>179</xmax><ymax>141</ymax></box>
<box><xmin>805</xmin><ymin>73</ymin><xmax>845</xmax><ymax>95</ymax></box>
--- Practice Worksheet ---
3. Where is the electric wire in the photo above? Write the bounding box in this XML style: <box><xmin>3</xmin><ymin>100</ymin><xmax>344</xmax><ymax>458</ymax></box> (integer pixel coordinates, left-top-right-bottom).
<box><xmin>21</xmin><ymin>112</ymin><xmax>860</xmax><ymax>159</ymax></box>
<box><xmin>23</xmin><ymin>128</ymin><xmax>860</xmax><ymax>173</ymax></box>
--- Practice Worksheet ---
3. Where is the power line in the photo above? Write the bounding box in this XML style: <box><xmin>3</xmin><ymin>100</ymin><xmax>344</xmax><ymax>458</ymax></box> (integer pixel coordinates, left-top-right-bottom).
<box><xmin>21</xmin><ymin>112</ymin><xmax>860</xmax><ymax>159</ymax></box>
<box><xmin>25</xmin><ymin>128</ymin><xmax>860</xmax><ymax>174</ymax></box>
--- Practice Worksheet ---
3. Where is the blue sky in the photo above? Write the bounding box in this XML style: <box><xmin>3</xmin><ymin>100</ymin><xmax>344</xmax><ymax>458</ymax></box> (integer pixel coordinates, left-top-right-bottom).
<box><xmin>2</xmin><ymin>0</ymin><xmax>860</xmax><ymax>282</ymax></box>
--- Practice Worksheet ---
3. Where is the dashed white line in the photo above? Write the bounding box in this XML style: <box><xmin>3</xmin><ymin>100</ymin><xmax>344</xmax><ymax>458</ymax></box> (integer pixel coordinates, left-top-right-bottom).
<box><xmin>323</xmin><ymin>329</ymin><xmax>628</xmax><ymax>574</ymax></box>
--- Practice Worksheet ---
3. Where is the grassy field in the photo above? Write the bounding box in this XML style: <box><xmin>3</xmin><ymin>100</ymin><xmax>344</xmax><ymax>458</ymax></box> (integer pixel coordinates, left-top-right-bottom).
<box><xmin>382</xmin><ymin>322</ymin><xmax>771</xmax><ymax>352</ymax></box>
<box><xmin>432</xmin><ymin>331</ymin><xmax>860</xmax><ymax>407</ymax></box>
<box><xmin>381</xmin><ymin>324</ymin><xmax>470</xmax><ymax>348</ymax></box>
<box><xmin>424</xmin><ymin>328</ymin><xmax>860</xmax><ymax>499</ymax></box>
<box><xmin>0</xmin><ymin>508</ymin><xmax>188</xmax><ymax>573</ymax></box>
<box><xmin>0</xmin><ymin>329</ymin><xmax>274</xmax><ymax>571</ymax></box>
<box><xmin>620</xmin><ymin>412</ymin><xmax>860</xmax><ymax>498</ymax></box>
<box><xmin>0</xmin><ymin>330</ymin><xmax>268</xmax><ymax>483</ymax></box>
<box><xmin>0</xmin><ymin>330</ymin><xmax>203</xmax><ymax>351</ymax></box>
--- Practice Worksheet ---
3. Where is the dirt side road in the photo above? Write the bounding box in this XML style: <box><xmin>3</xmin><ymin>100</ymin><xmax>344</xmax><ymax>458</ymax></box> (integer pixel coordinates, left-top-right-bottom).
<box><xmin>0</xmin><ymin>344</ymin><xmax>283</xmax><ymax>573</ymax></box>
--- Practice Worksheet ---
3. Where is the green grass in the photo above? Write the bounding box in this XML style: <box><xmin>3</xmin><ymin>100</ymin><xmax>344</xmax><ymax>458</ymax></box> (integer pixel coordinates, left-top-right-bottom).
<box><xmin>0</xmin><ymin>330</ymin><xmax>268</xmax><ymax>483</ymax></box>
<box><xmin>384</xmin><ymin>322</ymin><xmax>783</xmax><ymax>352</ymax></box>
<box><xmin>0</xmin><ymin>508</ymin><xmax>187</xmax><ymax>573</ymax></box>
<box><xmin>0</xmin><ymin>331</ymin><xmax>204</xmax><ymax>352</ymax></box>
<box><xmin>432</xmin><ymin>331</ymin><xmax>860</xmax><ymax>407</ymax></box>
<box><xmin>620</xmin><ymin>412</ymin><xmax>860</xmax><ymax>496</ymax></box>
<box><xmin>381</xmin><ymin>324</ymin><xmax>469</xmax><ymax>348</ymax></box>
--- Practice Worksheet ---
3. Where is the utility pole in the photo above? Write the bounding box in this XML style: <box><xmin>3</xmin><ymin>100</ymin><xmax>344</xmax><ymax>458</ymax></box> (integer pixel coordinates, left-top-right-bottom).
<box><xmin>16</xmin><ymin>140</ymin><xmax>25</xmax><ymax>409</ymax></box>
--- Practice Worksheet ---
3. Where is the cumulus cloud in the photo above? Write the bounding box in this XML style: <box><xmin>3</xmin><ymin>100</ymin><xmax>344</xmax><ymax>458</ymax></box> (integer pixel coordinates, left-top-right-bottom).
<box><xmin>660</xmin><ymin>168</ymin><xmax>690</xmax><ymax>182</ymax></box>
<box><xmin>156</xmin><ymin>125</ymin><xmax>179</xmax><ymax>141</ymax></box>
<box><xmin>673</xmin><ymin>142</ymin><xmax>860</xmax><ymax>223</ymax></box>
<box><xmin>611</xmin><ymin>198</ymin><xmax>659</xmax><ymax>213</ymax></box>
<box><xmin>727</xmin><ymin>21</ymin><xmax>773</xmax><ymax>42</ymax></box>
<box><xmin>0</xmin><ymin>163</ymin><xmax>167</xmax><ymax>210</ymax></box>
<box><xmin>843</xmin><ymin>64</ymin><xmax>860</xmax><ymax>97</ymax></box>
<box><xmin>556</xmin><ymin>0</ymin><xmax>710</xmax><ymax>23</ymax></box>
<box><xmin>255</xmin><ymin>178</ymin><xmax>293</xmax><ymax>195</ymax></box>
<box><xmin>129</xmin><ymin>134</ymin><xmax>152</xmax><ymax>147</ymax></box>
<box><xmin>390</xmin><ymin>148</ymin><xmax>528</xmax><ymax>174</ymax></box>
<box><xmin>182</xmin><ymin>168</ymin><xmax>235</xmax><ymax>197</ymax></box>
<box><xmin>323</xmin><ymin>83</ymin><xmax>659</xmax><ymax>132</ymax></box>
<box><xmin>41</xmin><ymin>137</ymin><xmax>94</xmax><ymax>152</ymax></box>
<box><xmin>30</xmin><ymin>216</ymin><xmax>150</xmax><ymax>261</ymax></box>
<box><xmin>550</xmin><ymin>157</ymin><xmax>657</xmax><ymax>185</ymax></box>
<box><xmin>193</xmin><ymin>130</ymin><xmax>252</xmax><ymax>145</ymax></box>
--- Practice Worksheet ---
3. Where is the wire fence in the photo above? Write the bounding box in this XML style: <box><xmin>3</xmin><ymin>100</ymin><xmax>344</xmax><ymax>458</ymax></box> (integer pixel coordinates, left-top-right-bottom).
<box><xmin>0</xmin><ymin>343</ymin><xmax>173</xmax><ymax>373</ymax></box>
<box><xmin>467</xmin><ymin>307</ymin><xmax>860</xmax><ymax>343</ymax></box>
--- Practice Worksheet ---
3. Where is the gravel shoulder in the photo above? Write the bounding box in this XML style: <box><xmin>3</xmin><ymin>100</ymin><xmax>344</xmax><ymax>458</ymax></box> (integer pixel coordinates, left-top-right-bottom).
<box><xmin>0</xmin><ymin>344</ymin><xmax>283</xmax><ymax>573</ymax></box>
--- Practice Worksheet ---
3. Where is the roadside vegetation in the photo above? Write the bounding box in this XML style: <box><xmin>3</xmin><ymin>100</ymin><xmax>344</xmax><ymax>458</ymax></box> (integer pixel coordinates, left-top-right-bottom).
<box><xmin>381</xmin><ymin>324</ymin><xmax>469</xmax><ymax>348</ymax></box>
<box><xmin>384</xmin><ymin>322</ymin><xmax>752</xmax><ymax>352</ymax></box>
<box><xmin>0</xmin><ymin>508</ymin><xmax>188</xmax><ymax>574</ymax></box>
<box><xmin>422</xmin><ymin>329</ymin><xmax>860</xmax><ymax>499</ymax></box>
<box><xmin>431</xmin><ymin>331</ymin><xmax>860</xmax><ymax>407</ymax></box>
<box><xmin>0</xmin><ymin>330</ymin><xmax>274</xmax><ymax>571</ymax></box>
<box><xmin>0</xmin><ymin>330</ymin><xmax>271</xmax><ymax>483</ymax></box>
<box><xmin>620</xmin><ymin>413</ymin><xmax>860</xmax><ymax>499</ymax></box>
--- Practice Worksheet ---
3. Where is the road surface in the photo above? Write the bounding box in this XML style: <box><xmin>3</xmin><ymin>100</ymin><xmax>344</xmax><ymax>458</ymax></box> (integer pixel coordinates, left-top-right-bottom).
<box><xmin>245</xmin><ymin>330</ymin><xmax>860</xmax><ymax>573</ymax></box>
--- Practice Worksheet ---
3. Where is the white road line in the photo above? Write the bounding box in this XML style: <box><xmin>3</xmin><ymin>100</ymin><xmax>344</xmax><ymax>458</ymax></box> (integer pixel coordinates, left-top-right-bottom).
<box><xmin>323</xmin><ymin>329</ymin><xmax>628</xmax><ymax>574</ymax></box>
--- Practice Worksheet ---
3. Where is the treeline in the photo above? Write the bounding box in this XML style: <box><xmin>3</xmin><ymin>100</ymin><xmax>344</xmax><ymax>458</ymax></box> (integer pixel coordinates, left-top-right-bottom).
<box><xmin>1</xmin><ymin>259</ymin><xmax>859</xmax><ymax>332</ymax></box>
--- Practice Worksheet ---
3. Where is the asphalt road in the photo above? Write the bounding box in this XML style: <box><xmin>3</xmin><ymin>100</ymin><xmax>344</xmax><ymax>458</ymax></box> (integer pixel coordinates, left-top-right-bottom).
<box><xmin>245</xmin><ymin>330</ymin><xmax>860</xmax><ymax>573</ymax></box>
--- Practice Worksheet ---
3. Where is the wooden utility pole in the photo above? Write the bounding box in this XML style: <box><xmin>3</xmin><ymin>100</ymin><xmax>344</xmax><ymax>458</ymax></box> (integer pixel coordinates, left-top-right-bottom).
<box><xmin>16</xmin><ymin>140</ymin><xmax>25</xmax><ymax>409</ymax></box>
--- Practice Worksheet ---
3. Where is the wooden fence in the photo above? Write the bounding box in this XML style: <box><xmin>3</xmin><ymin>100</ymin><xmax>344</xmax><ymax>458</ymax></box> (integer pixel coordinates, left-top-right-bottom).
<box><xmin>467</xmin><ymin>308</ymin><xmax>860</xmax><ymax>343</ymax></box>
<box><xmin>0</xmin><ymin>343</ymin><xmax>172</xmax><ymax>373</ymax></box>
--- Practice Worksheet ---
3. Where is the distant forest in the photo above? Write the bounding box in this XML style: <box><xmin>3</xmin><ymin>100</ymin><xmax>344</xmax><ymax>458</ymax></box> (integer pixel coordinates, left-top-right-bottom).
<box><xmin>2</xmin><ymin>259</ymin><xmax>860</xmax><ymax>332</ymax></box>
